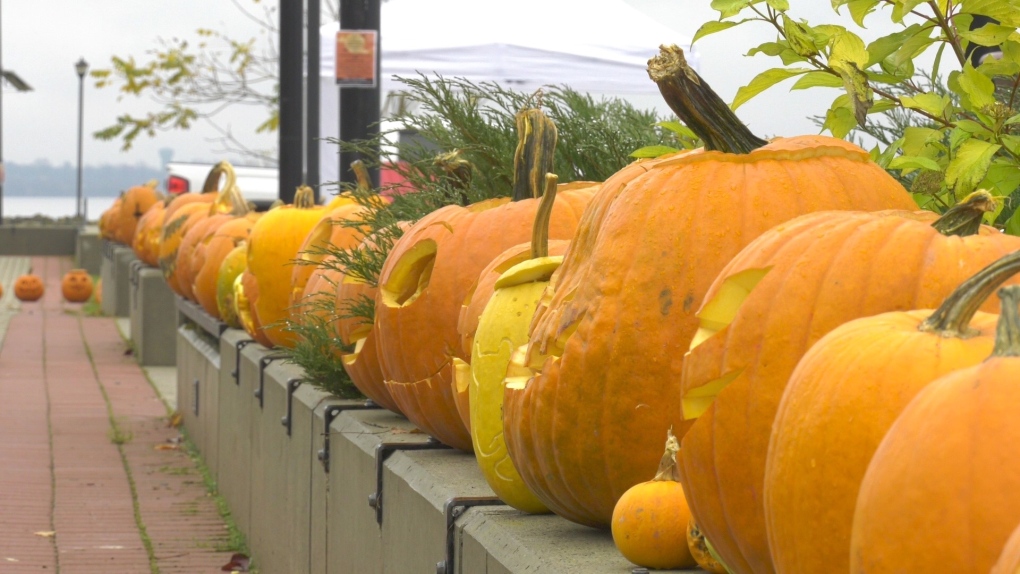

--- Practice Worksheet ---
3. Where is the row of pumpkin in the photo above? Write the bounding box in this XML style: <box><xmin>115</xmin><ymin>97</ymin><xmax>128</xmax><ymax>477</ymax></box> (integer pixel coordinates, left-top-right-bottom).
<box><xmin>97</xmin><ymin>45</ymin><xmax>1020</xmax><ymax>573</ymax></box>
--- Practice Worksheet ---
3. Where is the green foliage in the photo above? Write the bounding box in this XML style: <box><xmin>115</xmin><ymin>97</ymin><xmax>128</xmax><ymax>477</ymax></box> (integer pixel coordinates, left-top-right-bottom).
<box><xmin>694</xmin><ymin>0</ymin><xmax>1020</xmax><ymax>230</ymax></box>
<box><xmin>91</xmin><ymin>1</ymin><xmax>278</xmax><ymax>161</ymax></box>
<box><xmin>320</xmin><ymin>74</ymin><xmax>680</xmax><ymax>301</ymax></box>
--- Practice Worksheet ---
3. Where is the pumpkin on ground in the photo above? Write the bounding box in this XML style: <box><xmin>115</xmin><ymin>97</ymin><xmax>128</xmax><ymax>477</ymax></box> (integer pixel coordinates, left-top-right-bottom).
<box><xmin>764</xmin><ymin>244</ymin><xmax>1020</xmax><ymax>574</ymax></box>
<box><xmin>247</xmin><ymin>185</ymin><xmax>326</xmax><ymax>348</ymax></box>
<box><xmin>611</xmin><ymin>428</ymin><xmax>696</xmax><ymax>571</ymax></box>
<box><xmin>502</xmin><ymin>44</ymin><xmax>916</xmax><ymax>529</ymax></box>
<box><xmin>14</xmin><ymin>274</ymin><xmax>45</xmax><ymax>302</ymax></box>
<box><xmin>375</xmin><ymin>109</ymin><xmax>594</xmax><ymax>451</ymax></box>
<box><xmin>678</xmin><ymin>194</ymin><xmax>1020</xmax><ymax>574</ymax></box>
<box><xmin>61</xmin><ymin>269</ymin><xmax>95</xmax><ymax>303</ymax></box>
<box><xmin>850</xmin><ymin>286</ymin><xmax>1020</xmax><ymax>573</ymax></box>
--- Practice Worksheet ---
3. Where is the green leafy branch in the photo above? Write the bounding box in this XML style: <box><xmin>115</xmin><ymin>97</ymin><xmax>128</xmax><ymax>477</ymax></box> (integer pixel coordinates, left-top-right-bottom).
<box><xmin>694</xmin><ymin>0</ymin><xmax>1020</xmax><ymax>232</ymax></box>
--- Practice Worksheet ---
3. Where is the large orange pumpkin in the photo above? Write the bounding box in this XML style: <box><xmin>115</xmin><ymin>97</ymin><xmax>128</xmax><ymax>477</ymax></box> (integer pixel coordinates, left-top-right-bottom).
<box><xmin>678</xmin><ymin>197</ymin><xmax>1020</xmax><ymax>574</ymax></box>
<box><xmin>235</xmin><ymin>267</ymin><xmax>273</xmax><ymax>348</ymax></box>
<box><xmin>375</xmin><ymin>109</ymin><xmax>595</xmax><ymax>451</ymax></box>
<box><xmin>194</xmin><ymin>216</ymin><xmax>259</xmax><ymax>319</ymax></box>
<box><xmin>158</xmin><ymin>161</ymin><xmax>240</xmax><ymax>295</ymax></box>
<box><xmin>501</xmin><ymin>44</ymin><xmax>916</xmax><ymax>529</ymax></box>
<box><xmin>764</xmin><ymin>242</ymin><xmax>1020</xmax><ymax>573</ymax></box>
<box><xmin>247</xmin><ymin>185</ymin><xmax>326</xmax><ymax>348</ymax></box>
<box><xmin>132</xmin><ymin>200</ymin><xmax>167</xmax><ymax>267</ymax></box>
<box><xmin>111</xmin><ymin>180</ymin><xmax>162</xmax><ymax>245</ymax></box>
<box><xmin>849</xmin><ymin>286</ymin><xmax>1020</xmax><ymax>573</ymax></box>
<box><xmin>334</xmin><ymin>226</ymin><xmax>409</xmax><ymax>415</ymax></box>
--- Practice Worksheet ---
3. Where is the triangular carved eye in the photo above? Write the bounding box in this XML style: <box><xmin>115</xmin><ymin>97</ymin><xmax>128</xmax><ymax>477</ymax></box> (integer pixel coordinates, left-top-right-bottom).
<box><xmin>689</xmin><ymin>266</ymin><xmax>772</xmax><ymax>351</ymax></box>
<box><xmin>381</xmin><ymin>239</ymin><xmax>437</xmax><ymax>308</ymax></box>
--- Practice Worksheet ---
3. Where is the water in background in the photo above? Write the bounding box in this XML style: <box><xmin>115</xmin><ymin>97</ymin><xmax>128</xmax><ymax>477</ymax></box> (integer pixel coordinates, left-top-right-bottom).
<box><xmin>1</xmin><ymin>196</ymin><xmax>119</xmax><ymax>222</ymax></box>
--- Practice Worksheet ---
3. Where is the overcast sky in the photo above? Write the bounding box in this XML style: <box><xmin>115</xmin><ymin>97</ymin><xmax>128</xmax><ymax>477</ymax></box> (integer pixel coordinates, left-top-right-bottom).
<box><xmin>2</xmin><ymin>1</ymin><xmax>918</xmax><ymax>171</ymax></box>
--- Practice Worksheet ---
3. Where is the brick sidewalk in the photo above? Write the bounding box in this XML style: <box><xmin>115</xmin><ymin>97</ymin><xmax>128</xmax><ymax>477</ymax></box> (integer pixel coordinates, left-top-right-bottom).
<box><xmin>0</xmin><ymin>256</ymin><xmax>239</xmax><ymax>573</ymax></box>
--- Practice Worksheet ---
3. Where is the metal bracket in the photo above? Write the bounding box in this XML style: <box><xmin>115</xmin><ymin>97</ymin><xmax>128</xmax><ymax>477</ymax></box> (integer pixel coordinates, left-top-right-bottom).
<box><xmin>193</xmin><ymin>378</ymin><xmax>200</xmax><ymax>416</ymax></box>
<box><xmin>367</xmin><ymin>438</ymin><xmax>451</xmax><ymax>525</ymax></box>
<box><xmin>316</xmin><ymin>401</ymin><xmax>381</xmax><ymax>472</ymax></box>
<box><xmin>435</xmin><ymin>496</ymin><xmax>506</xmax><ymax>574</ymax></box>
<box><xmin>280</xmin><ymin>378</ymin><xmax>304</xmax><ymax>436</ymax></box>
<box><xmin>255</xmin><ymin>353</ymin><xmax>290</xmax><ymax>408</ymax></box>
<box><xmin>129</xmin><ymin>260</ymin><xmax>144</xmax><ymax>309</ymax></box>
<box><xmin>231</xmin><ymin>339</ymin><xmax>256</xmax><ymax>383</ymax></box>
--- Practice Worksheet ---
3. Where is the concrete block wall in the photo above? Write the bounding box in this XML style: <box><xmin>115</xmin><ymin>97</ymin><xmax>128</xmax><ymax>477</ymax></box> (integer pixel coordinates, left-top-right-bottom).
<box><xmin>129</xmin><ymin>262</ymin><xmax>177</xmax><ymax>366</ymax></box>
<box><xmin>99</xmin><ymin>241</ymin><xmax>136</xmax><ymax>317</ymax></box>
<box><xmin>169</xmin><ymin>301</ymin><xmax>699</xmax><ymax>574</ymax></box>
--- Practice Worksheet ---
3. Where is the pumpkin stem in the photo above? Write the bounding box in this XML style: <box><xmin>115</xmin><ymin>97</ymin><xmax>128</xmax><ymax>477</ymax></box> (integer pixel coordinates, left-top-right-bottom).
<box><xmin>992</xmin><ymin>285</ymin><xmax>1020</xmax><ymax>358</ymax></box>
<box><xmin>208</xmin><ymin>161</ymin><xmax>240</xmax><ymax>215</ymax></box>
<box><xmin>920</xmin><ymin>250</ymin><xmax>1020</xmax><ymax>336</ymax></box>
<box><xmin>351</xmin><ymin>159</ymin><xmax>373</xmax><ymax>193</ymax></box>
<box><xmin>652</xmin><ymin>427</ymin><xmax>681</xmax><ymax>482</ymax></box>
<box><xmin>647</xmin><ymin>45</ymin><xmax>767</xmax><ymax>154</ymax></box>
<box><xmin>531</xmin><ymin>174</ymin><xmax>559</xmax><ymax>259</ymax></box>
<box><xmin>931</xmin><ymin>190</ymin><xmax>997</xmax><ymax>237</ymax></box>
<box><xmin>202</xmin><ymin>160</ymin><xmax>232</xmax><ymax>193</ymax></box>
<box><xmin>294</xmin><ymin>185</ymin><xmax>317</xmax><ymax>209</ymax></box>
<box><xmin>434</xmin><ymin>150</ymin><xmax>473</xmax><ymax>206</ymax></box>
<box><xmin>512</xmin><ymin>108</ymin><xmax>558</xmax><ymax>202</ymax></box>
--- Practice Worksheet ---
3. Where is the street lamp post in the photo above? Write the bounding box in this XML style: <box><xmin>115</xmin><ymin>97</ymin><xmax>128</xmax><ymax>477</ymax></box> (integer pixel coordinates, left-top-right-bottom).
<box><xmin>75</xmin><ymin>58</ymin><xmax>88</xmax><ymax>221</ymax></box>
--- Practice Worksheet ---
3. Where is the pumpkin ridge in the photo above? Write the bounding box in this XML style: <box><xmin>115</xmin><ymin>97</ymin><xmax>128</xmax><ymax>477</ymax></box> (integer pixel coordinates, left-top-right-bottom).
<box><xmin>656</xmin><ymin>143</ymin><xmax>873</xmax><ymax>169</ymax></box>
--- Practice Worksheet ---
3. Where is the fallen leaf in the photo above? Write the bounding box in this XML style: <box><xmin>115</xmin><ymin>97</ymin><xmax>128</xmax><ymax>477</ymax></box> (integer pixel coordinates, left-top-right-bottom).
<box><xmin>5</xmin><ymin>557</ymin><xmax>20</xmax><ymax>562</ymax></box>
<box><xmin>167</xmin><ymin>412</ymin><xmax>183</xmax><ymax>428</ymax></box>
<box><xmin>154</xmin><ymin>444</ymin><xmax>179</xmax><ymax>451</ymax></box>
<box><xmin>390</xmin><ymin>428</ymin><xmax>423</xmax><ymax>435</ymax></box>
<box><xmin>221</xmin><ymin>552</ymin><xmax>250</xmax><ymax>572</ymax></box>
<box><xmin>33</xmin><ymin>531</ymin><xmax>55</xmax><ymax>538</ymax></box>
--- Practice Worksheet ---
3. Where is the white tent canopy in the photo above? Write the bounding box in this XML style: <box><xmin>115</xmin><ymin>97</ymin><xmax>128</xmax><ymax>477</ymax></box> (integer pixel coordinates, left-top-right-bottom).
<box><xmin>318</xmin><ymin>0</ymin><xmax>697</xmax><ymax>183</ymax></box>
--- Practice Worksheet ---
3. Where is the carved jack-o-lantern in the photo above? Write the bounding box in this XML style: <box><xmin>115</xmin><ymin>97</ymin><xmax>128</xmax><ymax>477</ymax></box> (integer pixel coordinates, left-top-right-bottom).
<box><xmin>14</xmin><ymin>274</ymin><xmax>45</xmax><ymax>302</ymax></box>
<box><xmin>61</xmin><ymin>269</ymin><xmax>95</xmax><ymax>303</ymax></box>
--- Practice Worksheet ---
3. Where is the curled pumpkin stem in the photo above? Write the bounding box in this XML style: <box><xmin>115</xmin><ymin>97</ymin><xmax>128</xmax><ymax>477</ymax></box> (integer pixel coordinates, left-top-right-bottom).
<box><xmin>647</xmin><ymin>44</ymin><xmax>767</xmax><ymax>154</ymax></box>
<box><xmin>652</xmin><ymin>427</ymin><xmax>680</xmax><ymax>482</ymax></box>
<box><xmin>512</xmin><ymin>108</ymin><xmax>558</xmax><ymax>201</ymax></box>
<box><xmin>294</xmin><ymin>185</ymin><xmax>317</xmax><ymax>209</ymax></box>
<box><xmin>993</xmin><ymin>286</ymin><xmax>1020</xmax><ymax>358</ymax></box>
<box><xmin>531</xmin><ymin>173</ymin><xmax>559</xmax><ymax>259</ymax></box>
<box><xmin>931</xmin><ymin>189</ymin><xmax>997</xmax><ymax>237</ymax></box>
<box><xmin>920</xmin><ymin>250</ymin><xmax>1020</xmax><ymax>337</ymax></box>
<box><xmin>351</xmin><ymin>159</ymin><xmax>373</xmax><ymax>194</ymax></box>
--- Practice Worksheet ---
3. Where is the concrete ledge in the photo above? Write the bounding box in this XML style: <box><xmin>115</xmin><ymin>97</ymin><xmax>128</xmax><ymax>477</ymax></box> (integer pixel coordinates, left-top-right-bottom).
<box><xmin>129</xmin><ymin>263</ymin><xmax>177</xmax><ymax>366</ymax></box>
<box><xmin>0</xmin><ymin>225</ymin><xmax>78</xmax><ymax>256</ymax></box>
<box><xmin>177</xmin><ymin>326</ymin><xmax>699</xmax><ymax>574</ymax></box>
<box><xmin>100</xmin><ymin>241</ymin><xmax>136</xmax><ymax>317</ymax></box>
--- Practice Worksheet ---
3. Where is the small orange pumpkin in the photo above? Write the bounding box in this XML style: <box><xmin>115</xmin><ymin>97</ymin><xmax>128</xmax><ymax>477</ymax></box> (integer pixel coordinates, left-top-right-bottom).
<box><xmin>14</xmin><ymin>274</ymin><xmax>45</xmax><ymax>302</ymax></box>
<box><xmin>611</xmin><ymin>428</ymin><xmax>696</xmax><ymax>571</ymax></box>
<box><xmin>111</xmin><ymin>180</ymin><xmax>162</xmax><ymax>245</ymax></box>
<box><xmin>61</xmin><ymin>269</ymin><xmax>95</xmax><ymax>303</ymax></box>
<box><xmin>132</xmin><ymin>200</ymin><xmax>167</xmax><ymax>267</ymax></box>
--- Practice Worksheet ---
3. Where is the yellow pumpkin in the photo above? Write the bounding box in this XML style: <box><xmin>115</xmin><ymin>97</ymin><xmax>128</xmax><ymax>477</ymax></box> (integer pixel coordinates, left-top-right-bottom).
<box><xmin>247</xmin><ymin>185</ymin><xmax>326</xmax><ymax>348</ymax></box>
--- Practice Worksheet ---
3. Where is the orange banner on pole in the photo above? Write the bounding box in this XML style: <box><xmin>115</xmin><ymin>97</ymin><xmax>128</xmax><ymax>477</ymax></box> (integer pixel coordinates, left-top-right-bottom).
<box><xmin>335</xmin><ymin>30</ymin><xmax>378</xmax><ymax>87</ymax></box>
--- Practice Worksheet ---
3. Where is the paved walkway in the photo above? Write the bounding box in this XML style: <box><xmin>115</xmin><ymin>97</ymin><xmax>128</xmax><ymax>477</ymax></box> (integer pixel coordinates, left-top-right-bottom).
<box><xmin>0</xmin><ymin>256</ymin><xmax>238</xmax><ymax>573</ymax></box>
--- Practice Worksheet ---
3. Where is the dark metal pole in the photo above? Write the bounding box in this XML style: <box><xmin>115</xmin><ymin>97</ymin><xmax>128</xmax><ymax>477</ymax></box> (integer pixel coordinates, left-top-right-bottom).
<box><xmin>75</xmin><ymin>58</ymin><xmax>88</xmax><ymax>221</ymax></box>
<box><xmin>278</xmin><ymin>0</ymin><xmax>304</xmax><ymax>204</ymax></box>
<box><xmin>339</xmin><ymin>0</ymin><xmax>381</xmax><ymax>188</ymax></box>
<box><xmin>307</xmin><ymin>0</ymin><xmax>320</xmax><ymax>197</ymax></box>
